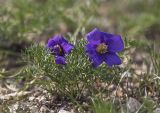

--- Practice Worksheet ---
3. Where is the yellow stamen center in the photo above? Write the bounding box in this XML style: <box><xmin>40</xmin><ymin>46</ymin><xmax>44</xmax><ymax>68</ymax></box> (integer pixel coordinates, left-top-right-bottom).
<box><xmin>96</xmin><ymin>43</ymin><xmax>108</xmax><ymax>54</ymax></box>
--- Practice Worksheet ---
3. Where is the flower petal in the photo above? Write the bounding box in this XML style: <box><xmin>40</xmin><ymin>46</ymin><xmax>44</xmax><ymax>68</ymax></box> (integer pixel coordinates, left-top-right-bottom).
<box><xmin>107</xmin><ymin>35</ymin><xmax>124</xmax><ymax>52</ymax></box>
<box><xmin>85</xmin><ymin>43</ymin><xmax>97</xmax><ymax>56</ymax></box>
<box><xmin>91</xmin><ymin>54</ymin><xmax>103</xmax><ymax>68</ymax></box>
<box><xmin>101</xmin><ymin>31</ymin><xmax>115</xmax><ymax>41</ymax></box>
<box><xmin>52</xmin><ymin>35</ymin><xmax>68</xmax><ymax>44</ymax></box>
<box><xmin>61</xmin><ymin>42</ymin><xmax>74</xmax><ymax>54</ymax></box>
<box><xmin>104</xmin><ymin>52</ymin><xmax>122</xmax><ymax>67</ymax></box>
<box><xmin>55</xmin><ymin>56</ymin><xmax>66</xmax><ymax>65</ymax></box>
<box><xmin>47</xmin><ymin>38</ymin><xmax>56</xmax><ymax>48</ymax></box>
<box><xmin>47</xmin><ymin>35</ymin><xmax>68</xmax><ymax>47</ymax></box>
<box><xmin>86</xmin><ymin>28</ymin><xmax>102</xmax><ymax>45</ymax></box>
<box><xmin>85</xmin><ymin>43</ymin><xmax>103</xmax><ymax>68</ymax></box>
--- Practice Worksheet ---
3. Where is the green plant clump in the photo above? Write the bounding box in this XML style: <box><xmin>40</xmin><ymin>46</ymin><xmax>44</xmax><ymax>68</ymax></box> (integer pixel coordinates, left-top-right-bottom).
<box><xmin>24</xmin><ymin>39</ymin><xmax>124</xmax><ymax>98</ymax></box>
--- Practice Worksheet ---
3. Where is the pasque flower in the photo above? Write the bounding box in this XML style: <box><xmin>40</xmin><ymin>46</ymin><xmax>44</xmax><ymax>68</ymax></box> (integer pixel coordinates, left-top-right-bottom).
<box><xmin>85</xmin><ymin>28</ymin><xmax>124</xmax><ymax>68</ymax></box>
<box><xmin>47</xmin><ymin>35</ymin><xmax>74</xmax><ymax>65</ymax></box>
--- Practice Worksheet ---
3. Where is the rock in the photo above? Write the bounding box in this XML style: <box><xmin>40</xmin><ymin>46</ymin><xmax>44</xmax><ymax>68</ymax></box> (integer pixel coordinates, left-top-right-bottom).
<box><xmin>40</xmin><ymin>105</ymin><xmax>50</xmax><ymax>113</ymax></box>
<box><xmin>29</xmin><ymin>96</ymin><xmax>35</xmax><ymax>101</ymax></box>
<box><xmin>30</xmin><ymin>106</ymin><xmax>39</xmax><ymax>113</ymax></box>
<box><xmin>58</xmin><ymin>109</ymin><xmax>72</xmax><ymax>113</ymax></box>
<box><xmin>155</xmin><ymin>108</ymin><xmax>160</xmax><ymax>113</ymax></box>
<box><xmin>8</xmin><ymin>102</ymin><xmax>19</xmax><ymax>113</ymax></box>
<box><xmin>127</xmin><ymin>97</ymin><xmax>141</xmax><ymax>113</ymax></box>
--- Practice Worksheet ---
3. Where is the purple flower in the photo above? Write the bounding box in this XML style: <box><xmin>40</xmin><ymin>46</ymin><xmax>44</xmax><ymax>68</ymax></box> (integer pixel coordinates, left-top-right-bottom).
<box><xmin>46</xmin><ymin>35</ymin><xmax>74</xmax><ymax>65</ymax></box>
<box><xmin>85</xmin><ymin>28</ymin><xmax>124</xmax><ymax>68</ymax></box>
